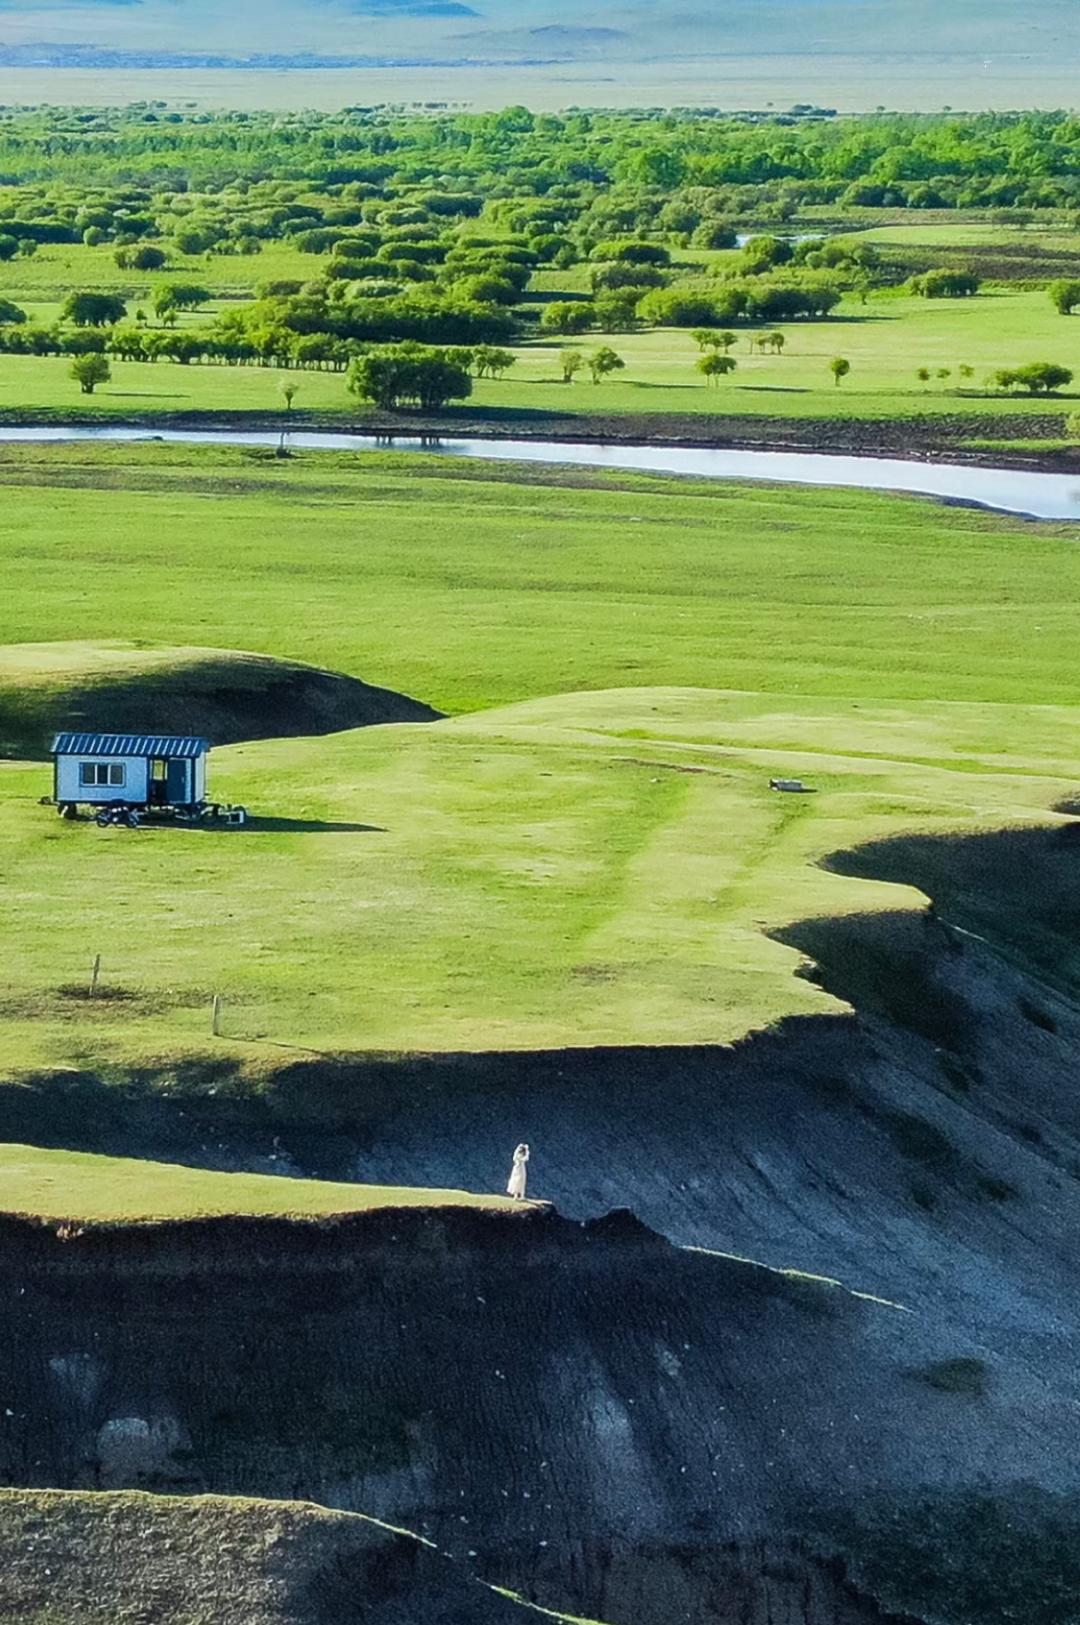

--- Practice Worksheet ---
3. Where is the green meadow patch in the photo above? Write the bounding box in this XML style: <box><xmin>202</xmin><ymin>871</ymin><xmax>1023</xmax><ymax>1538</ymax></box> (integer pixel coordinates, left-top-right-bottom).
<box><xmin>0</xmin><ymin>443</ymin><xmax>1078</xmax><ymax>1072</ymax></box>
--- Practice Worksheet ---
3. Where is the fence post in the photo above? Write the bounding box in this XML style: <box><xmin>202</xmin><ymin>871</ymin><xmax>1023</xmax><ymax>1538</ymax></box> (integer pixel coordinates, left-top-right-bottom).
<box><xmin>89</xmin><ymin>955</ymin><xmax>101</xmax><ymax>1000</ymax></box>
<box><xmin>212</xmin><ymin>994</ymin><xmax>223</xmax><ymax>1037</ymax></box>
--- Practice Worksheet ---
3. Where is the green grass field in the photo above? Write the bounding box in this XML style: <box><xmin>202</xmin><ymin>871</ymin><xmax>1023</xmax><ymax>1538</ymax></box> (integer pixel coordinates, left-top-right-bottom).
<box><xmin>1</xmin><ymin>441</ymin><xmax>1078</xmax><ymax>1079</ymax></box>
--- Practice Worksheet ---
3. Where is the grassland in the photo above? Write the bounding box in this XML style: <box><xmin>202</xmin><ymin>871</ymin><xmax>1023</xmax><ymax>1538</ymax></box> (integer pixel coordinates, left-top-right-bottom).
<box><xmin>6</xmin><ymin>239</ymin><xmax>1080</xmax><ymax>430</ymax></box>
<box><xmin>1</xmin><ymin>441</ymin><xmax>1078</xmax><ymax>1077</ymax></box>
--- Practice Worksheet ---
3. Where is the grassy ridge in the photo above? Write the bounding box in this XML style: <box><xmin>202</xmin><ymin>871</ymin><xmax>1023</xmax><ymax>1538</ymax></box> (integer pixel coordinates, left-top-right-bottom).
<box><xmin>0</xmin><ymin>1145</ymin><xmax>524</xmax><ymax>1220</ymax></box>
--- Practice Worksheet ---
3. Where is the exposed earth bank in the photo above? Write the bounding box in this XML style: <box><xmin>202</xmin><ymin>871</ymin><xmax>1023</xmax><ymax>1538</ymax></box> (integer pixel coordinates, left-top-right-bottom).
<box><xmin>0</xmin><ymin>1206</ymin><xmax>1072</xmax><ymax>1625</ymax></box>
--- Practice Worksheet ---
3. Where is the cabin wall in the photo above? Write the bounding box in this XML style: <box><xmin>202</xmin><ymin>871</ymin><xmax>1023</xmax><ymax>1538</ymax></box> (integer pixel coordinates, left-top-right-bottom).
<box><xmin>56</xmin><ymin>757</ymin><xmax>150</xmax><ymax>805</ymax></box>
<box><xmin>194</xmin><ymin>756</ymin><xmax>207</xmax><ymax>803</ymax></box>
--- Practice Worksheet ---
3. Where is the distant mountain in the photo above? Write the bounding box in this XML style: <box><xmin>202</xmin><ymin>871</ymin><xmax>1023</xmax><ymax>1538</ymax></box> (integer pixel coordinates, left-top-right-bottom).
<box><xmin>0</xmin><ymin>0</ymin><xmax>1077</xmax><ymax>74</ymax></box>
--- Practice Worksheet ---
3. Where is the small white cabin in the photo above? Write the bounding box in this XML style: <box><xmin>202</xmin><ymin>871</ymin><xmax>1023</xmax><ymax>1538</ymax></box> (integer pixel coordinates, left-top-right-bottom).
<box><xmin>52</xmin><ymin>732</ymin><xmax>210</xmax><ymax>812</ymax></box>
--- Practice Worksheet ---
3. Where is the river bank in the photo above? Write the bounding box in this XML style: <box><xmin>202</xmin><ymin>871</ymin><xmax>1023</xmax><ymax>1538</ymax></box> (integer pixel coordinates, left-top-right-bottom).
<box><xmin>1</xmin><ymin>404</ymin><xmax>1078</xmax><ymax>474</ymax></box>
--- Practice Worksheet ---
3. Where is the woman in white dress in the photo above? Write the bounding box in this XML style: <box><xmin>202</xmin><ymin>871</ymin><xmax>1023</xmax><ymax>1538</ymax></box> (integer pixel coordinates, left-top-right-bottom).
<box><xmin>507</xmin><ymin>1143</ymin><xmax>530</xmax><ymax>1200</ymax></box>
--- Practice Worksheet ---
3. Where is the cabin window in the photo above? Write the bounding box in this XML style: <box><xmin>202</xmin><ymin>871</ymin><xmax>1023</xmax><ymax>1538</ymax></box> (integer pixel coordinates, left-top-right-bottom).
<box><xmin>79</xmin><ymin>762</ymin><xmax>125</xmax><ymax>788</ymax></box>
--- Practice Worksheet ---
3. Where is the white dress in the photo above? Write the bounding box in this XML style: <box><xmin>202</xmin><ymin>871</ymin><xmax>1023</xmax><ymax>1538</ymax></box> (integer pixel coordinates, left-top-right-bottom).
<box><xmin>507</xmin><ymin>1146</ymin><xmax>529</xmax><ymax>1200</ymax></box>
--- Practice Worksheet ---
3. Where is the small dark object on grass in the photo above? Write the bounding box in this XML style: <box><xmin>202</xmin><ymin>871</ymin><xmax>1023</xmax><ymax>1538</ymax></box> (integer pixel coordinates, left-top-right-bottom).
<box><xmin>770</xmin><ymin>777</ymin><xmax>816</xmax><ymax>793</ymax></box>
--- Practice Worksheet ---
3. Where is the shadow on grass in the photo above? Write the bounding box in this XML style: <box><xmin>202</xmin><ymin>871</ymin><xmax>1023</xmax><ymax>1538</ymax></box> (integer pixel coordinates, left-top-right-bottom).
<box><xmin>97</xmin><ymin>814</ymin><xmax>386</xmax><ymax>835</ymax></box>
<box><xmin>242</xmin><ymin>816</ymin><xmax>387</xmax><ymax>835</ymax></box>
<box><xmin>151</xmin><ymin>816</ymin><xmax>386</xmax><ymax>835</ymax></box>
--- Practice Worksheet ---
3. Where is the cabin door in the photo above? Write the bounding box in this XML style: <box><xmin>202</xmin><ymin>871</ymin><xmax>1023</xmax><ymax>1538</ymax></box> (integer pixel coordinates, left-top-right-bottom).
<box><xmin>150</xmin><ymin>760</ymin><xmax>168</xmax><ymax>807</ymax></box>
<box><xmin>166</xmin><ymin>758</ymin><xmax>192</xmax><ymax>806</ymax></box>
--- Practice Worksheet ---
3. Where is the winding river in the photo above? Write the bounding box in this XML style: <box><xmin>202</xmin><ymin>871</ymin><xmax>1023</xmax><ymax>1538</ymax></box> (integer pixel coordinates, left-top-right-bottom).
<box><xmin>3</xmin><ymin>425</ymin><xmax>1079</xmax><ymax>520</ymax></box>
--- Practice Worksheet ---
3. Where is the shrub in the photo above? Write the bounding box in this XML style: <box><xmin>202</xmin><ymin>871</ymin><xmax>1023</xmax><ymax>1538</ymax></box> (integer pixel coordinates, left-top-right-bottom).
<box><xmin>909</xmin><ymin>268</ymin><xmax>980</xmax><ymax>298</ymax></box>
<box><xmin>592</xmin><ymin>238</ymin><xmax>671</xmax><ymax>267</ymax></box>
<box><xmin>637</xmin><ymin>287</ymin><xmax>726</xmax><ymax>327</ymax></box>
<box><xmin>590</xmin><ymin>261</ymin><xmax>667</xmax><ymax>293</ymax></box>
<box><xmin>992</xmin><ymin>362</ymin><xmax>1073</xmax><ymax>394</ymax></box>
<box><xmin>1049</xmin><ymin>279</ymin><xmax>1080</xmax><ymax>315</ymax></box>
<box><xmin>692</xmin><ymin>219</ymin><xmax>738</xmax><ymax>250</ymax></box>
<box><xmin>541</xmin><ymin>301</ymin><xmax>594</xmax><ymax>335</ymax></box>
<box><xmin>115</xmin><ymin>244</ymin><xmax>167</xmax><ymax>271</ymax></box>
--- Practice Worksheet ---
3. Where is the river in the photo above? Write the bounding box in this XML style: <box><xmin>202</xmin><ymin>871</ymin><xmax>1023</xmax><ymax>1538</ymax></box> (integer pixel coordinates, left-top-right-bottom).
<box><xmin>2</xmin><ymin>425</ymin><xmax>1078</xmax><ymax>520</ymax></box>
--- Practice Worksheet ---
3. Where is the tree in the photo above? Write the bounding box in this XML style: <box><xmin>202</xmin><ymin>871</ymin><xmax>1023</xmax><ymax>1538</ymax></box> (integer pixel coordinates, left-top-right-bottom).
<box><xmin>916</xmin><ymin>367</ymin><xmax>931</xmax><ymax>386</ymax></box>
<box><xmin>1049</xmin><ymin>280</ymin><xmax>1080</xmax><ymax>316</ymax></box>
<box><xmin>541</xmin><ymin>301</ymin><xmax>594</xmax><ymax>336</ymax></box>
<box><xmin>0</xmin><ymin>235</ymin><xmax>17</xmax><ymax>262</ymax></box>
<box><xmin>587</xmin><ymin>346</ymin><xmax>625</xmax><ymax>384</ymax></box>
<box><xmin>958</xmin><ymin>364</ymin><xmax>975</xmax><ymax>381</ymax></box>
<box><xmin>717</xmin><ymin>331</ymin><xmax>738</xmax><ymax>354</ymax></box>
<box><xmin>937</xmin><ymin>368</ymin><xmax>952</xmax><ymax>382</ymax></box>
<box><xmin>560</xmin><ymin>349</ymin><xmax>585</xmax><ymax>383</ymax></box>
<box><xmin>153</xmin><ymin>287</ymin><xmax>180</xmax><ymax>325</ymax></box>
<box><xmin>154</xmin><ymin>332</ymin><xmax>205</xmax><ymax>365</ymax></box>
<box><xmin>829</xmin><ymin>357</ymin><xmax>851</xmax><ymax>386</ymax></box>
<box><xmin>0</xmin><ymin>299</ymin><xmax>27</xmax><ymax>326</ymax></box>
<box><xmin>692</xmin><ymin>328</ymin><xmax>722</xmax><ymax>352</ymax></box>
<box><xmin>70</xmin><ymin>353</ymin><xmax>111</xmax><ymax>395</ymax></box>
<box><xmin>473</xmin><ymin>344</ymin><xmax>516</xmax><ymax>380</ymax></box>
<box><xmin>765</xmin><ymin>331</ymin><xmax>786</xmax><ymax>355</ymax></box>
<box><xmin>346</xmin><ymin>343</ymin><xmax>473</xmax><ymax>412</ymax></box>
<box><xmin>697</xmin><ymin>353</ymin><xmax>737</xmax><ymax>386</ymax></box>
<box><xmin>160</xmin><ymin>283</ymin><xmax>211</xmax><ymax>311</ymax></box>
<box><xmin>62</xmin><ymin>292</ymin><xmax>126</xmax><ymax>327</ymax></box>
<box><xmin>109</xmin><ymin>326</ymin><xmax>148</xmax><ymax>361</ymax></box>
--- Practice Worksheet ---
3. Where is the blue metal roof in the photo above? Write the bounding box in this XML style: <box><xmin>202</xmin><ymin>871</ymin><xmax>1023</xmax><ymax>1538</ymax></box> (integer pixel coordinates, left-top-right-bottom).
<box><xmin>51</xmin><ymin>733</ymin><xmax>210</xmax><ymax>759</ymax></box>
